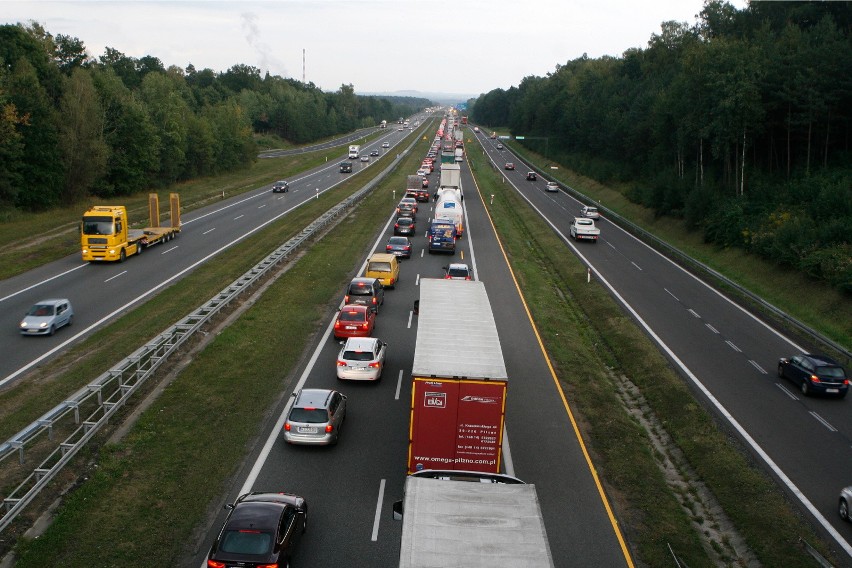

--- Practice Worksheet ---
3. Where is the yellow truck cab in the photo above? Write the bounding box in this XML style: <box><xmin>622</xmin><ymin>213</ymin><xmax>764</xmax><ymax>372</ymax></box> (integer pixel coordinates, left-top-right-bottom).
<box><xmin>364</xmin><ymin>253</ymin><xmax>400</xmax><ymax>288</ymax></box>
<box><xmin>81</xmin><ymin>193</ymin><xmax>180</xmax><ymax>262</ymax></box>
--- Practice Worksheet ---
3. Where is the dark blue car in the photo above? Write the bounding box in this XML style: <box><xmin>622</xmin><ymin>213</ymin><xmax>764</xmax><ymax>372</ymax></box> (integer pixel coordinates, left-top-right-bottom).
<box><xmin>777</xmin><ymin>353</ymin><xmax>848</xmax><ymax>398</ymax></box>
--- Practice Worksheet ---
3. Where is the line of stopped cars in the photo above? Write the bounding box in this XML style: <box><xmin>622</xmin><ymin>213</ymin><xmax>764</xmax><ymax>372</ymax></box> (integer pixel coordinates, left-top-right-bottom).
<box><xmin>180</xmin><ymin>122</ymin><xmax>852</xmax><ymax>563</ymax></box>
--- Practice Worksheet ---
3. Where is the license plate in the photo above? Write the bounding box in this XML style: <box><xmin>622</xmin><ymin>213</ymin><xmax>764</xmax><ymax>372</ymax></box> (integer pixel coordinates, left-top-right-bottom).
<box><xmin>826</xmin><ymin>388</ymin><xmax>839</xmax><ymax>393</ymax></box>
<box><xmin>297</xmin><ymin>427</ymin><xmax>317</xmax><ymax>433</ymax></box>
<box><xmin>345</xmin><ymin>326</ymin><xmax>356</xmax><ymax>330</ymax></box>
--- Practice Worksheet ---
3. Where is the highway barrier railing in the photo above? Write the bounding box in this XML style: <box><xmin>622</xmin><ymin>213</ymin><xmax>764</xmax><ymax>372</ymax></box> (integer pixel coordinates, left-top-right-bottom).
<box><xmin>0</xmin><ymin>123</ymin><xmax>428</xmax><ymax>533</ymax></box>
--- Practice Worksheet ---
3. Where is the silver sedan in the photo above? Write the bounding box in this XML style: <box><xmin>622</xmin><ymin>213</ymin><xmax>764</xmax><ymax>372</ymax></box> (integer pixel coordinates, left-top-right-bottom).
<box><xmin>336</xmin><ymin>337</ymin><xmax>386</xmax><ymax>381</ymax></box>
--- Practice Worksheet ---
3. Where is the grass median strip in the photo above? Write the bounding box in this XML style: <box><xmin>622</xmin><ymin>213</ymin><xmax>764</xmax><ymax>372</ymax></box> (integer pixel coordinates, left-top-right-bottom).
<box><xmin>467</xmin><ymin>150</ymin><xmax>834</xmax><ymax>566</ymax></box>
<box><xmin>7</xmin><ymin>137</ymin><xmax>430</xmax><ymax>565</ymax></box>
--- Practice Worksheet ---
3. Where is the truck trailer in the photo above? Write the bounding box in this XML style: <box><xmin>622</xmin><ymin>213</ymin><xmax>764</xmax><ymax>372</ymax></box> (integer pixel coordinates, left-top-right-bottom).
<box><xmin>81</xmin><ymin>193</ymin><xmax>181</xmax><ymax>262</ymax></box>
<box><xmin>408</xmin><ymin>279</ymin><xmax>507</xmax><ymax>474</ymax></box>
<box><xmin>393</xmin><ymin>473</ymin><xmax>554</xmax><ymax>568</ymax></box>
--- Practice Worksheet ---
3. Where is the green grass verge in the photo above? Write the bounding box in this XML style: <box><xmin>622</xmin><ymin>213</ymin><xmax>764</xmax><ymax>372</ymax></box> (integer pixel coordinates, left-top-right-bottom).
<box><xmin>467</xmin><ymin>149</ymin><xmax>834</xmax><ymax>566</ymax></box>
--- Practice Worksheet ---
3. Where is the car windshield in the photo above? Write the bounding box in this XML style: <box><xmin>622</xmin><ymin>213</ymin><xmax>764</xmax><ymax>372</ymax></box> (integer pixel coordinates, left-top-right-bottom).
<box><xmin>220</xmin><ymin>529</ymin><xmax>273</xmax><ymax>555</ymax></box>
<box><xmin>82</xmin><ymin>216</ymin><xmax>115</xmax><ymax>235</ymax></box>
<box><xmin>289</xmin><ymin>408</ymin><xmax>329</xmax><ymax>424</ymax></box>
<box><xmin>343</xmin><ymin>350</ymin><xmax>374</xmax><ymax>361</ymax></box>
<box><xmin>448</xmin><ymin>267</ymin><xmax>468</xmax><ymax>277</ymax></box>
<box><xmin>368</xmin><ymin>262</ymin><xmax>391</xmax><ymax>273</ymax></box>
<box><xmin>817</xmin><ymin>366</ymin><xmax>845</xmax><ymax>378</ymax></box>
<box><xmin>397</xmin><ymin>219</ymin><xmax>412</xmax><ymax>225</ymax></box>
<box><xmin>27</xmin><ymin>304</ymin><xmax>55</xmax><ymax>316</ymax></box>
<box><xmin>388</xmin><ymin>237</ymin><xmax>407</xmax><ymax>245</ymax></box>
<box><xmin>339</xmin><ymin>310</ymin><xmax>365</xmax><ymax>322</ymax></box>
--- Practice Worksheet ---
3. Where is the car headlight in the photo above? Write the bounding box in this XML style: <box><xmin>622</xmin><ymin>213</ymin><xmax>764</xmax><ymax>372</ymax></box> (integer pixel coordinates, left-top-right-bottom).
<box><xmin>39</xmin><ymin>322</ymin><xmax>48</xmax><ymax>328</ymax></box>
<box><xmin>20</xmin><ymin>321</ymin><xmax>27</xmax><ymax>328</ymax></box>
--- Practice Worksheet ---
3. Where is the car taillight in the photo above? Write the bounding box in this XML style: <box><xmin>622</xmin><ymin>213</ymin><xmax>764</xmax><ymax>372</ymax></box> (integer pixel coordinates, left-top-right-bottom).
<box><xmin>395</xmin><ymin>224</ymin><xmax>399</xmax><ymax>229</ymax></box>
<box><xmin>465</xmin><ymin>276</ymin><xmax>471</xmax><ymax>280</ymax></box>
<box><xmin>389</xmin><ymin>278</ymin><xmax>395</xmax><ymax>285</ymax></box>
<box><xmin>284</xmin><ymin>422</ymin><xmax>291</xmax><ymax>431</ymax></box>
<box><xmin>369</xmin><ymin>362</ymin><xmax>381</xmax><ymax>368</ymax></box>
<box><xmin>445</xmin><ymin>274</ymin><xmax>451</xmax><ymax>279</ymax></box>
<box><xmin>386</xmin><ymin>246</ymin><xmax>392</xmax><ymax>251</ymax></box>
<box><xmin>207</xmin><ymin>561</ymin><xmax>226</xmax><ymax>568</ymax></box>
<box><xmin>337</xmin><ymin>360</ymin><xmax>347</xmax><ymax>367</ymax></box>
<box><xmin>256</xmin><ymin>564</ymin><xmax>279</xmax><ymax>568</ymax></box>
<box><xmin>325</xmin><ymin>424</ymin><xmax>334</xmax><ymax>433</ymax></box>
<box><xmin>361</xmin><ymin>323</ymin><xmax>369</xmax><ymax>329</ymax></box>
<box><xmin>334</xmin><ymin>320</ymin><xmax>341</xmax><ymax>329</ymax></box>
<box><xmin>404</xmin><ymin>245</ymin><xmax>411</xmax><ymax>250</ymax></box>
<box><xmin>344</xmin><ymin>295</ymin><xmax>350</xmax><ymax>303</ymax></box>
<box><xmin>372</xmin><ymin>297</ymin><xmax>377</xmax><ymax>304</ymax></box>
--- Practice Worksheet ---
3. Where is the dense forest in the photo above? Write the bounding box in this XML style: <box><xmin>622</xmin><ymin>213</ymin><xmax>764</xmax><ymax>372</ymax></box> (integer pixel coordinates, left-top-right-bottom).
<box><xmin>0</xmin><ymin>23</ymin><xmax>427</xmax><ymax>211</ymax></box>
<box><xmin>470</xmin><ymin>1</ymin><xmax>851</xmax><ymax>293</ymax></box>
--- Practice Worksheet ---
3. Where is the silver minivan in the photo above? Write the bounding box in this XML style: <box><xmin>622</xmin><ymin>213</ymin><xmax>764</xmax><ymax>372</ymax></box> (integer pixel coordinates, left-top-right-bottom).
<box><xmin>20</xmin><ymin>298</ymin><xmax>74</xmax><ymax>336</ymax></box>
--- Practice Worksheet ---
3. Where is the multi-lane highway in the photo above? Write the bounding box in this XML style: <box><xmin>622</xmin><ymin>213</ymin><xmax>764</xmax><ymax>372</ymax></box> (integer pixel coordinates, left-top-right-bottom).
<box><xmin>192</xmin><ymin>147</ymin><xmax>633</xmax><ymax>567</ymax></box>
<box><xmin>474</xmin><ymin>131</ymin><xmax>852</xmax><ymax>561</ymax></box>
<box><xmin>0</xmin><ymin>125</ymin><xmax>417</xmax><ymax>388</ymax></box>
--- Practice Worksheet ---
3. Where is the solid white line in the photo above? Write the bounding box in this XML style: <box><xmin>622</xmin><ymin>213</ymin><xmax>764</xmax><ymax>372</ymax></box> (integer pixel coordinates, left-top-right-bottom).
<box><xmin>202</xmin><ymin>228</ymin><xmax>216</xmax><ymax>235</ymax></box>
<box><xmin>726</xmin><ymin>340</ymin><xmax>741</xmax><ymax>353</ymax></box>
<box><xmin>161</xmin><ymin>246</ymin><xmax>178</xmax><ymax>255</ymax></box>
<box><xmin>395</xmin><ymin>370</ymin><xmax>403</xmax><ymax>400</ymax></box>
<box><xmin>749</xmin><ymin>360</ymin><xmax>767</xmax><ymax>374</ymax></box>
<box><xmin>239</xmin><ymin>315</ymin><xmax>338</xmax><ymax>495</ymax></box>
<box><xmin>810</xmin><ymin>412</ymin><xmax>837</xmax><ymax>432</ymax></box>
<box><xmin>104</xmin><ymin>271</ymin><xmax>127</xmax><ymax>283</ymax></box>
<box><xmin>0</xmin><ymin>264</ymin><xmax>88</xmax><ymax>303</ymax></box>
<box><xmin>371</xmin><ymin>479</ymin><xmax>386</xmax><ymax>541</ymax></box>
<box><xmin>705</xmin><ymin>324</ymin><xmax>719</xmax><ymax>334</ymax></box>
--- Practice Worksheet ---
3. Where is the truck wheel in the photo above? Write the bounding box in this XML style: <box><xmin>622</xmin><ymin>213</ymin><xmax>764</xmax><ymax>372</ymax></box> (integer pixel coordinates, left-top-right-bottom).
<box><xmin>119</xmin><ymin>249</ymin><xmax>126</xmax><ymax>262</ymax></box>
<box><xmin>137</xmin><ymin>242</ymin><xmax>143</xmax><ymax>254</ymax></box>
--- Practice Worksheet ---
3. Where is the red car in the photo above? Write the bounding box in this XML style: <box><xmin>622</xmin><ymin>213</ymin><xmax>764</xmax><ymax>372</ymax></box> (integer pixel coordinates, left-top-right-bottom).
<box><xmin>504</xmin><ymin>162</ymin><xmax>515</xmax><ymax>170</ymax></box>
<box><xmin>333</xmin><ymin>305</ymin><xmax>376</xmax><ymax>339</ymax></box>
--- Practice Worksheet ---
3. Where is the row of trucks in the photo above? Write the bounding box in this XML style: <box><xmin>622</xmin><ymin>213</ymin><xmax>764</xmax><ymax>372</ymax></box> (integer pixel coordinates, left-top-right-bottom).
<box><xmin>80</xmin><ymin>193</ymin><xmax>181</xmax><ymax>262</ymax></box>
<box><xmin>393</xmin><ymin>278</ymin><xmax>555</xmax><ymax>567</ymax></box>
<box><xmin>427</xmin><ymin>163</ymin><xmax>464</xmax><ymax>254</ymax></box>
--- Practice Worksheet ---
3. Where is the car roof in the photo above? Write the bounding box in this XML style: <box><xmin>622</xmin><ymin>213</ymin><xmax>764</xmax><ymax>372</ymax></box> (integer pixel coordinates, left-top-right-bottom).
<box><xmin>802</xmin><ymin>353</ymin><xmax>842</xmax><ymax>367</ymax></box>
<box><xmin>275</xmin><ymin>180</ymin><xmax>287</xmax><ymax>184</ymax></box>
<box><xmin>227</xmin><ymin>500</ymin><xmax>285</xmax><ymax>531</ymax></box>
<box><xmin>448</xmin><ymin>263</ymin><xmax>469</xmax><ymax>270</ymax></box>
<box><xmin>396</xmin><ymin>217</ymin><xmax>414</xmax><ymax>223</ymax></box>
<box><xmin>350</xmin><ymin>277</ymin><xmax>378</xmax><ymax>285</ymax></box>
<box><xmin>32</xmin><ymin>299</ymin><xmax>69</xmax><ymax>306</ymax></box>
<box><xmin>294</xmin><ymin>388</ymin><xmax>335</xmax><ymax>408</ymax></box>
<box><xmin>368</xmin><ymin>253</ymin><xmax>396</xmax><ymax>261</ymax></box>
<box><xmin>341</xmin><ymin>304</ymin><xmax>368</xmax><ymax>312</ymax></box>
<box><xmin>343</xmin><ymin>337</ymin><xmax>380</xmax><ymax>351</ymax></box>
<box><xmin>388</xmin><ymin>236</ymin><xmax>409</xmax><ymax>242</ymax></box>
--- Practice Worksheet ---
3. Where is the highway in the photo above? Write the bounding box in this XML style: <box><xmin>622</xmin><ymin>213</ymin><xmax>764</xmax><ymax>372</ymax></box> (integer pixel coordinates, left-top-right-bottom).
<box><xmin>193</xmin><ymin>147</ymin><xmax>633</xmax><ymax>567</ymax></box>
<box><xmin>0</xmin><ymin>124</ymin><xmax>418</xmax><ymax>388</ymax></box>
<box><xmin>473</xmin><ymin>130</ymin><xmax>852</xmax><ymax>561</ymax></box>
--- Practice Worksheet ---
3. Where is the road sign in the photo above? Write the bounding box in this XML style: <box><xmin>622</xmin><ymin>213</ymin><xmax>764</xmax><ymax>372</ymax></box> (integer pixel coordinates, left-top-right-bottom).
<box><xmin>515</xmin><ymin>136</ymin><xmax>525</xmax><ymax>140</ymax></box>
<box><xmin>498</xmin><ymin>135</ymin><xmax>511</xmax><ymax>140</ymax></box>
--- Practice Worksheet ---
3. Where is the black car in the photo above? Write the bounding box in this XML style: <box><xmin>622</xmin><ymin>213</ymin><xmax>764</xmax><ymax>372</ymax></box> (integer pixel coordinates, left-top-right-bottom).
<box><xmin>370</xmin><ymin>149</ymin><xmax>379</xmax><ymax>157</ymax></box>
<box><xmin>272</xmin><ymin>180</ymin><xmax>289</xmax><ymax>193</ymax></box>
<box><xmin>339</xmin><ymin>162</ymin><xmax>353</xmax><ymax>173</ymax></box>
<box><xmin>394</xmin><ymin>217</ymin><xmax>416</xmax><ymax>236</ymax></box>
<box><xmin>778</xmin><ymin>353</ymin><xmax>848</xmax><ymax>398</ymax></box>
<box><xmin>207</xmin><ymin>492</ymin><xmax>307</xmax><ymax>568</ymax></box>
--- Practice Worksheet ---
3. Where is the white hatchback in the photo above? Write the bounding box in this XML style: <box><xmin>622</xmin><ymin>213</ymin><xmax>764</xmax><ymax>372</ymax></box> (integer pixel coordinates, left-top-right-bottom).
<box><xmin>336</xmin><ymin>337</ymin><xmax>387</xmax><ymax>381</ymax></box>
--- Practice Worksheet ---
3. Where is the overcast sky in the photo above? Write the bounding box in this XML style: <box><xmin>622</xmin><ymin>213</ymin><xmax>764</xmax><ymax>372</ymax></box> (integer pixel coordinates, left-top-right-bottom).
<box><xmin>5</xmin><ymin>0</ymin><xmax>747</xmax><ymax>99</ymax></box>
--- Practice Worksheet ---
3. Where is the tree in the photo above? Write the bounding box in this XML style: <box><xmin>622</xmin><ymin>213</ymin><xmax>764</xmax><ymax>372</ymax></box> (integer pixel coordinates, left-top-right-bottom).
<box><xmin>58</xmin><ymin>68</ymin><xmax>107</xmax><ymax>203</ymax></box>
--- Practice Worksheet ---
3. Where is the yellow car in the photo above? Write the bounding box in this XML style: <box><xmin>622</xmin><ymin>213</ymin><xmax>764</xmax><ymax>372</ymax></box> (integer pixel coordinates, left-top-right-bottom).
<box><xmin>364</xmin><ymin>253</ymin><xmax>400</xmax><ymax>288</ymax></box>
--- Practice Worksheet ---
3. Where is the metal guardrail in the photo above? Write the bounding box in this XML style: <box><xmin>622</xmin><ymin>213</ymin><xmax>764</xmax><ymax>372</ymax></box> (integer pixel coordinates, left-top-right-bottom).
<box><xmin>484</xmin><ymin>131</ymin><xmax>850</xmax><ymax>362</ymax></box>
<box><xmin>0</xmin><ymin>126</ymin><xmax>425</xmax><ymax>533</ymax></box>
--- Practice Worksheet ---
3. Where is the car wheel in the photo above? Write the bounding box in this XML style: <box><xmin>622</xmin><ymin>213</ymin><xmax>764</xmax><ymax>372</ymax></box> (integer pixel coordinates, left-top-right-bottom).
<box><xmin>67</xmin><ymin>315</ymin><xmax>73</xmax><ymax>327</ymax></box>
<box><xmin>777</xmin><ymin>364</ymin><xmax>784</xmax><ymax>378</ymax></box>
<box><xmin>800</xmin><ymin>380</ymin><xmax>810</xmax><ymax>396</ymax></box>
<box><xmin>48</xmin><ymin>325</ymin><xmax>55</xmax><ymax>336</ymax></box>
<box><xmin>841</xmin><ymin>498</ymin><xmax>850</xmax><ymax>521</ymax></box>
